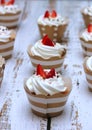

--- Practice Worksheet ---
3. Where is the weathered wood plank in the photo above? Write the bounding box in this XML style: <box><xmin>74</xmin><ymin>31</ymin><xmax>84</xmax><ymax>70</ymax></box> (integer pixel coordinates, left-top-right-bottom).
<box><xmin>0</xmin><ymin>0</ymin><xmax>92</xmax><ymax>130</ymax></box>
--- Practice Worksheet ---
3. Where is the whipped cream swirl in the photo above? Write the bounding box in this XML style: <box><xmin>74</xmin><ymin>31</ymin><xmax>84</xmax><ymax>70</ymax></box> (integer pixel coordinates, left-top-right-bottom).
<box><xmin>0</xmin><ymin>26</ymin><xmax>12</xmax><ymax>42</ymax></box>
<box><xmin>38</xmin><ymin>14</ymin><xmax>68</xmax><ymax>26</ymax></box>
<box><xmin>31</xmin><ymin>40</ymin><xmax>66</xmax><ymax>59</ymax></box>
<box><xmin>83</xmin><ymin>6</ymin><xmax>92</xmax><ymax>16</ymax></box>
<box><xmin>80</xmin><ymin>29</ymin><xmax>92</xmax><ymax>41</ymax></box>
<box><xmin>0</xmin><ymin>5</ymin><xmax>21</xmax><ymax>14</ymax></box>
<box><xmin>86</xmin><ymin>56</ymin><xmax>92</xmax><ymax>71</ymax></box>
<box><xmin>26</xmin><ymin>73</ymin><xmax>67</xmax><ymax>96</ymax></box>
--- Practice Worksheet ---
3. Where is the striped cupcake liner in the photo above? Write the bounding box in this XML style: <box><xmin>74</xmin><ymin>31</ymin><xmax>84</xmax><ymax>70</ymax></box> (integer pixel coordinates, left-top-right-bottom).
<box><xmin>0</xmin><ymin>11</ymin><xmax>21</xmax><ymax>28</ymax></box>
<box><xmin>24</xmin><ymin>77</ymin><xmax>72</xmax><ymax>117</ymax></box>
<box><xmin>81</xmin><ymin>12</ymin><xmax>92</xmax><ymax>27</ymax></box>
<box><xmin>0</xmin><ymin>40</ymin><xmax>14</xmax><ymax>60</ymax></box>
<box><xmin>83</xmin><ymin>57</ymin><xmax>92</xmax><ymax>91</ymax></box>
<box><xmin>81</xmin><ymin>40</ymin><xmax>92</xmax><ymax>56</ymax></box>
<box><xmin>27</xmin><ymin>45</ymin><xmax>66</xmax><ymax>72</ymax></box>
<box><xmin>0</xmin><ymin>56</ymin><xmax>5</xmax><ymax>87</ymax></box>
<box><xmin>38</xmin><ymin>23</ymin><xmax>68</xmax><ymax>43</ymax></box>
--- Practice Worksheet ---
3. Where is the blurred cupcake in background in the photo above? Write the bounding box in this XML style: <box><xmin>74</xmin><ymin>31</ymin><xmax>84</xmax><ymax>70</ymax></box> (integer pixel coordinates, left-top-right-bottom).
<box><xmin>27</xmin><ymin>35</ymin><xmax>67</xmax><ymax>72</ymax></box>
<box><xmin>81</xmin><ymin>6</ymin><xmax>92</xmax><ymax>27</ymax></box>
<box><xmin>0</xmin><ymin>55</ymin><xmax>5</xmax><ymax>87</ymax></box>
<box><xmin>83</xmin><ymin>56</ymin><xmax>92</xmax><ymax>91</ymax></box>
<box><xmin>37</xmin><ymin>10</ymin><xmax>69</xmax><ymax>43</ymax></box>
<box><xmin>0</xmin><ymin>0</ymin><xmax>22</xmax><ymax>28</ymax></box>
<box><xmin>0</xmin><ymin>26</ymin><xmax>16</xmax><ymax>60</ymax></box>
<box><xmin>80</xmin><ymin>24</ymin><xmax>92</xmax><ymax>56</ymax></box>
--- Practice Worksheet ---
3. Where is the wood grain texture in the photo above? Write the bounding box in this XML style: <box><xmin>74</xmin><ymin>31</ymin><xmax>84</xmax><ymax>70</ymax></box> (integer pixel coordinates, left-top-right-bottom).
<box><xmin>0</xmin><ymin>0</ymin><xmax>92</xmax><ymax>130</ymax></box>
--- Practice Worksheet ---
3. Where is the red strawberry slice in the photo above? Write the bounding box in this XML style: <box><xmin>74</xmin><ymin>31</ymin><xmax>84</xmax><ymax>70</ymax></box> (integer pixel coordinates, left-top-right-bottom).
<box><xmin>1</xmin><ymin>0</ymin><xmax>5</xmax><ymax>4</ymax></box>
<box><xmin>51</xmin><ymin>10</ymin><xmax>57</xmax><ymax>18</ymax></box>
<box><xmin>46</xmin><ymin>68</ymin><xmax>55</xmax><ymax>79</ymax></box>
<box><xmin>37</xmin><ymin>64</ymin><xmax>46</xmax><ymax>79</ymax></box>
<box><xmin>88</xmin><ymin>24</ymin><xmax>92</xmax><ymax>33</ymax></box>
<box><xmin>44</xmin><ymin>10</ymin><xmax>49</xmax><ymax>18</ymax></box>
<box><xmin>6</xmin><ymin>0</ymin><xmax>15</xmax><ymax>5</ymax></box>
<box><xmin>42</xmin><ymin>35</ymin><xmax>54</xmax><ymax>46</ymax></box>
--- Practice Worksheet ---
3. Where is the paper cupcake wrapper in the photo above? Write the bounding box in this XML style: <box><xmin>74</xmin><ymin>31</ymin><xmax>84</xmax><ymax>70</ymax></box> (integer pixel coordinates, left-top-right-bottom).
<box><xmin>80</xmin><ymin>38</ymin><xmax>92</xmax><ymax>56</ymax></box>
<box><xmin>0</xmin><ymin>69</ymin><xmax>4</xmax><ymax>87</ymax></box>
<box><xmin>27</xmin><ymin>45</ymin><xmax>66</xmax><ymax>72</ymax></box>
<box><xmin>0</xmin><ymin>56</ymin><xmax>5</xmax><ymax>87</ymax></box>
<box><xmin>24</xmin><ymin>77</ymin><xmax>72</xmax><ymax>117</ymax></box>
<box><xmin>83</xmin><ymin>57</ymin><xmax>92</xmax><ymax>91</ymax></box>
<box><xmin>0</xmin><ymin>11</ymin><xmax>21</xmax><ymax>28</ymax></box>
<box><xmin>38</xmin><ymin>23</ymin><xmax>68</xmax><ymax>43</ymax></box>
<box><xmin>0</xmin><ymin>40</ymin><xmax>14</xmax><ymax>60</ymax></box>
<box><xmin>82</xmin><ymin>12</ymin><xmax>92</xmax><ymax>27</ymax></box>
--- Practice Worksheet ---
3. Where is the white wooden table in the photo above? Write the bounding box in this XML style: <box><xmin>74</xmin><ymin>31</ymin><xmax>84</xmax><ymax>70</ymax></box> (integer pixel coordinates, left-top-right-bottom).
<box><xmin>0</xmin><ymin>0</ymin><xmax>92</xmax><ymax>130</ymax></box>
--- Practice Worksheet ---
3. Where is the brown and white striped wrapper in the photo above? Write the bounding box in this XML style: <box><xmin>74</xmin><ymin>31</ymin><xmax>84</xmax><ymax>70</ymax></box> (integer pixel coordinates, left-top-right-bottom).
<box><xmin>0</xmin><ymin>55</ymin><xmax>5</xmax><ymax>87</ymax></box>
<box><xmin>80</xmin><ymin>37</ymin><xmax>92</xmax><ymax>57</ymax></box>
<box><xmin>27</xmin><ymin>45</ymin><xmax>66</xmax><ymax>72</ymax></box>
<box><xmin>0</xmin><ymin>31</ymin><xmax>16</xmax><ymax>60</ymax></box>
<box><xmin>0</xmin><ymin>11</ymin><xmax>21</xmax><ymax>28</ymax></box>
<box><xmin>81</xmin><ymin>9</ymin><xmax>92</xmax><ymax>27</ymax></box>
<box><xmin>38</xmin><ymin>20</ymin><xmax>68</xmax><ymax>43</ymax></box>
<box><xmin>83</xmin><ymin>57</ymin><xmax>92</xmax><ymax>91</ymax></box>
<box><xmin>24</xmin><ymin>77</ymin><xmax>72</xmax><ymax>117</ymax></box>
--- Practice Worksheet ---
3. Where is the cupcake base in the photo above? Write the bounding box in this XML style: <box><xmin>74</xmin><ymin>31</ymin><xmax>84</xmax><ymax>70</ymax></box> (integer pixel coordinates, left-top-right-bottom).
<box><xmin>32</xmin><ymin>109</ymin><xmax>63</xmax><ymax>118</ymax></box>
<box><xmin>80</xmin><ymin>38</ymin><xmax>92</xmax><ymax>56</ymax></box>
<box><xmin>0</xmin><ymin>40</ymin><xmax>14</xmax><ymax>60</ymax></box>
<box><xmin>27</xmin><ymin>45</ymin><xmax>66</xmax><ymax>72</ymax></box>
<box><xmin>82</xmin><ymin>12</ymin><xmax>92</xmax><ymax>27</ymax></box>
<box><xmin>24</xmin><ymin>77</ymin><xmax>72</xmax><ymax>118</ymax></box>
<box><xmin>0</xmin><ymin>56</ymin><xmax>5</xmax><ymax>87</ymax></box>
<box><xmin>38</xmin><ymin>23</ymin><xmax>68</xmax><ymax>43</ymax></box>
<box><xmin>0</xmin><ymin>11</ymin><xmax>21</xmax><ymax>28</ymax></box>
<box><xmin>83</xmin><ymin>57</ymin><xmax>92</xmax><ymax>91</ymax></box>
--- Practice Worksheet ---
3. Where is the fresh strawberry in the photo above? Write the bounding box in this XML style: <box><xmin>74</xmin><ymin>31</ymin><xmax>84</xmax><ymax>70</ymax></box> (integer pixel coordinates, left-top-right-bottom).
<box><xmin>42</xmin><ymin>35</ymin><xmax>48</xmax><ymax>44</ymax></box>
<box><xmin>37</xmin><ymin>64</ymin><xmax>46</xmax><ymax>79</ymax></box>
<box><xmin>51</xmin><ymin>10</ymin><xmax>57</xmax><ymax>18</ymax></box>
<box><xmin>42</xmin><ymin>35</ymin><xmax>54</xmax><ymax>46</ymax></box>
<box><xmin>6</xmin><ymin>0</ymin><xmax>15</xmax><ymax>5</ymax></box>
<box><xmin>44</xmin><ymin>10</ymin><xmax>49</xmax><ymax>18</ymax></box>
<box><xmin>1</xmin><ymin>0</ymin><xmax>5</xmax><ymax>5</ymax></box>
<box><xmin>46</xmin><ymin>68</ymin><xmax>55</xmax><ymax>78</ymax></box>
<box><xmin>88</xmin><ymin>24</ymin><xmax>92</xmax><ymax>33</ymax></box>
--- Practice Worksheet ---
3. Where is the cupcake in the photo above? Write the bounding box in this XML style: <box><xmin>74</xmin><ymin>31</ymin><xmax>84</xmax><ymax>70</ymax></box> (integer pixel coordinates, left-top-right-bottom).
<box><xmin>83</xmin><ymin>56</ymin><xmax>92</xmax><ymax>91</ymax></box>
<box><xmin>27</xmin><ymin>35</ymin><xmax>67</xmax><ymax>72</ymax></box>
<box><xmin>37</xmin><ymin>10</ymin><xmax>69</xmax><ymax>42</ymax></box>
<box><xmin>0</xmin><ymin>0</ymin><xmax>21</xmax><ymax>28</ymax></box>
<box><xmin>80</xmin><ymin>24</ymin><xmax>92</xmax><ymax>56</ymax></box>
<box><xmin>24</xmin><ymin>64</ymin><xmax>72</xmax><ymax>117</ymax></box>
<box><xmin>0</xmin><ymin>55</ymin><xmax>5</xmax><ymax>87</ymax></box>
<box><xmin>0</xmin><ymin>26</ymin><xmax>16</xmax><ymax>60</ymax></box>
<box><xmin>81</xmin><ymin>6</ymin><xmax>92</xmax><ymax>27</ymax></box>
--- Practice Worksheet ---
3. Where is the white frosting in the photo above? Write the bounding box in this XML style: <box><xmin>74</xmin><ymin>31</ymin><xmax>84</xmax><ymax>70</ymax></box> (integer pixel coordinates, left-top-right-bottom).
<box><xmin>83</xmin><ymin>6</ymin><xmax>92</xmax><ymax>16</ymax></box>
<box><xmin>80</xmin><ymin>29</ymin><xmax>92</xmax><ymax>41</ymax></box>
<box><xmin>0</xmin><ymin>5</ymin><xmax>21</xmax><ymax>14</ymax></box>
<box><xmin>86</xmin><ymin>56</ymin><xmax>92</xmax><ymax>71</ymax></box>
<box><xmin>0</xmin><ymin>26</ymin><xmax>12</xmax><ymax>42</ymax></box>
<box><xmin>38</xmin><ymin>14</ymin><xmax>68</xmax><ymax>26</ymax></box>
<box><xmin>31</xmin><ymin>40</ymin><xmax>66</xmax><ymax>59</ymax></box>
<box><xmin>26</xmin><ymin>73</ymin><xmax>67</xmax><ymax>96</ymax></box>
